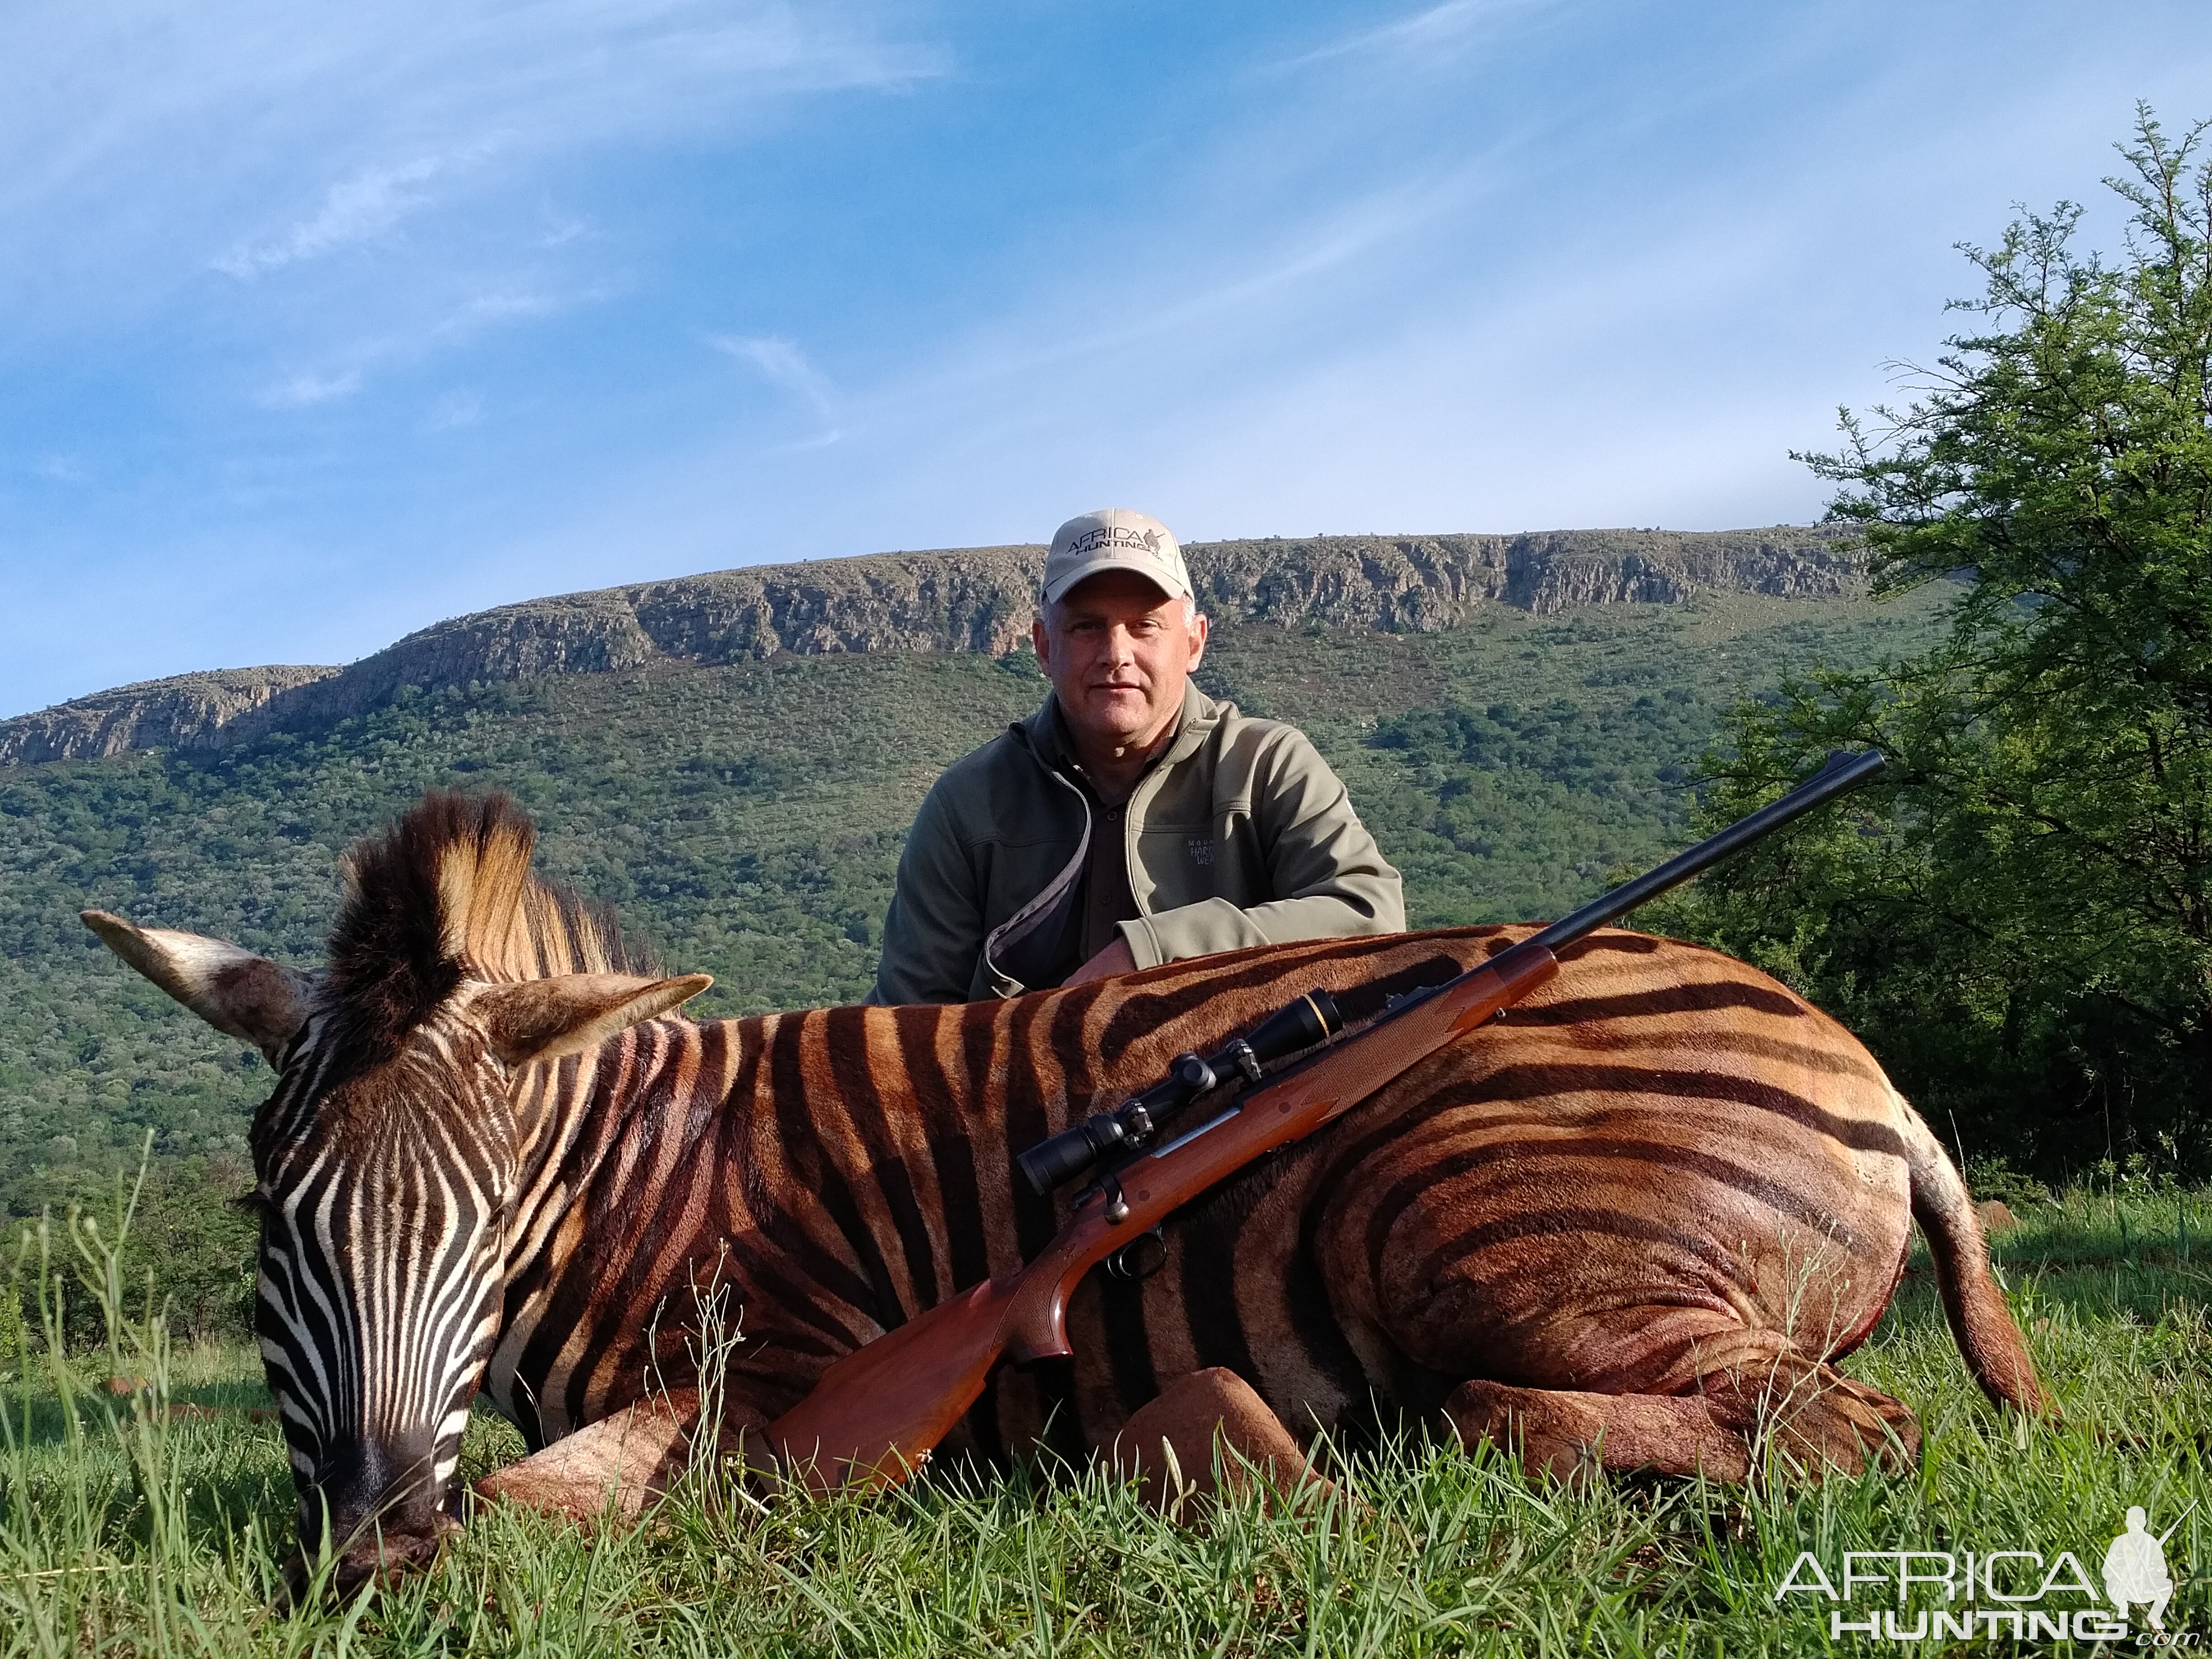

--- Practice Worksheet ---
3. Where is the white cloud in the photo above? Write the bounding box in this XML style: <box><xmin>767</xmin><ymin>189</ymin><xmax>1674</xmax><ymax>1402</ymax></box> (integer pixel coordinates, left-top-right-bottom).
<box><xmin>32</xmin><ymin>453</ymin><xmax>87</xmax><ymax>483</ymax></box>
<box><xmin>426</xmin><ymin>389</ymin><xmax>485</xmax><ymax>430</ymax></box>
<box><xmin>253</xmin><ymin>288</ymin><xmax>581</xmax><ymax>410</ymax></box>
<box><xmin>1275</xmin><ymin>0</ymin><xmax>1553</xmax><ymax>70</ymax></box>
<box><xmin>440</xmin><ymin>289</ymin><xmax>570</xmax><ymax>335</ymax></box>
<box><xmin>711</xmin><ymin>333</ymin><xmax>839</xmax><ymax>419</ymax></box>
<box><xmin>536</xmin><ymin>205</ymin><xmax>590</xmax><ymax>248</ymax></box>
<box><xmin>213</xmin><ymin>154</ymin><xmax>454</xmax><ymax>277</ymax></box>
<box><xmin>260</xmin><ymin>369</ymin><xmax>362</xmax><ymax>408</ymax></box>
<box><xmin>0</xmin><ymin>1</ymin><xmax>949</xmax><ymax>324</ymax></box>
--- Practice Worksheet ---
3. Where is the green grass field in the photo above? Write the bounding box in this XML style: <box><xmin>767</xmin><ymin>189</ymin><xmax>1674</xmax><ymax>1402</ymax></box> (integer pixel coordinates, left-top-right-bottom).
<box><xmin>4</xmin><ymin>1186</ymin><xmax>2206</xmax><ymax>1656</ymax></box>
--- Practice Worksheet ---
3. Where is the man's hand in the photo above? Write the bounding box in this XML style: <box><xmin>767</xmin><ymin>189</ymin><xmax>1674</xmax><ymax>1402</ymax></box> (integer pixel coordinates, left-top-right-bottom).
<box><xmin>1064</xmin><ymin>937</ymin><xmax>1137</xmax><ymax>987</ymax></box>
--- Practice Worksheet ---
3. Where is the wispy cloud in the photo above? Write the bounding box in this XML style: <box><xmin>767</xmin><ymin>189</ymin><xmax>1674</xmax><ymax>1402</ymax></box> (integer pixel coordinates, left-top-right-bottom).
<box><xmin>1275</xmin><ymin>0</ymin><xmax>1548</xmax><ymax>70</ymax></box>
<box><xmin>711</xmin><ymin>333</ymin><xmax>840</xmax><ymax>421</ymax></box>
<box><xmin>535</xmin><ymin>204</ymin><xmax>590</xmax><ymax>248</ymax></box>
<box><xmin>0</xmin><ymin>3</ymin><xmax>950</xmax><ymax>326</ymax></box>
<box><xmin>437</xmin><ymin>289</ymin><xmax>570</xmax><ymax>337</ymax></box>
<box><xmin>214</xmin><ymin>154</ymin><xmax>455</xmax><ymax>277</ymax></box>
<box><xmin>256</xmin><ymin>287</ymin><xmax>581</xmax><ymax>411</ymax></box>
<box><xmin>426</xmin><ymin>389</ymin><xmax>484</xmax><ymax>430</ymax></box>
<box><xmin>886</xmin><ymin>157</ymin><xmax>1498</xmax><ymax>407</ymax></box>
<box><xmin>260</xmin><ymin>368</ymin><xmax>362</xmax><ymax>408</ymax></box>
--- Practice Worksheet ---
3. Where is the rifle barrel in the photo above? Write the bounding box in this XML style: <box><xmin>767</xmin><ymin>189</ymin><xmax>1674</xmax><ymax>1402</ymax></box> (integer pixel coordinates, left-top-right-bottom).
<box><xmin>1524</xmin><ymin>748</ymin><xmax>1883</xmax><ymax>955</ymax></box>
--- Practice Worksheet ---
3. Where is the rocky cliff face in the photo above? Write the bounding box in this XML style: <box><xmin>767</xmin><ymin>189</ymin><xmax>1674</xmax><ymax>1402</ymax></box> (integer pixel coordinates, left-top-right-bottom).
<box><xmin>0</xmin><ymin>665</ymin><xmax>343</xmax><ymax>766</ymax></box>
<box><xmin>2</xmin><ymin>526</ymin><xmax>1858</xmax><ymax>765</ymax></box>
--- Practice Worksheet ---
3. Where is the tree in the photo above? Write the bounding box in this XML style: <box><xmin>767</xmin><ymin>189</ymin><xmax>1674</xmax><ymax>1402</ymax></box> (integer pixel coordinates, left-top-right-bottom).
<box><xmin>1651</xmin><ymin>108</ymin><xmax>2212</xmax><ymax>1179</ymax></box>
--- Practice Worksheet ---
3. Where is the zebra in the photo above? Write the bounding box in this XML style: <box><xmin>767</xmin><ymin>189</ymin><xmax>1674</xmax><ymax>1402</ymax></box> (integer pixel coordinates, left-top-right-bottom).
<box><xmin>84</xmin><ymin>791</ymin><xmax>2047</xmax><ymax>1594</ymax></box>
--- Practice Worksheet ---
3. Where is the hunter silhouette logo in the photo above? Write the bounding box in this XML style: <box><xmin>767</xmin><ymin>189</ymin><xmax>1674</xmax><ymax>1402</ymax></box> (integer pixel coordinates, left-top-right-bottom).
<box><xmin>2105</xmin><ymin>1505</ymin><xmax>2189</xmax><ymax>1632</ymax></box>
<box><xmin>1773</xmin><ymin>1503</ymin><xmax>2198</xmax><ymax>1645</ymax></box>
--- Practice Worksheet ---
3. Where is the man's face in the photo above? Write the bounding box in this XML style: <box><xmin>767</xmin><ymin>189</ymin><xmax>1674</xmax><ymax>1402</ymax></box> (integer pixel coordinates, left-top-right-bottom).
<box><xmin>1033</xmin><ymin>570</ymin><xmax>1208</xmax><ymax>754</ymax></box>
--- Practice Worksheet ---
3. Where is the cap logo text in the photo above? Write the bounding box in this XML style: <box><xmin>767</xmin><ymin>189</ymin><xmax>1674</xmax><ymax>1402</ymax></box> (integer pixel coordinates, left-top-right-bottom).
<box><xmin>1065</xmin><ymin>526</ymin><xmax>1167</xmax><ymax>561</ymax></box>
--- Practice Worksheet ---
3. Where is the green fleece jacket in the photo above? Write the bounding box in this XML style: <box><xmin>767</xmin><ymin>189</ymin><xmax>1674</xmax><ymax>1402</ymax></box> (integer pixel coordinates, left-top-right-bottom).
<box><xmin>871</xmin><ymin>684</ymin><xmax>1405</xmax><ymax>1004</ymax></box>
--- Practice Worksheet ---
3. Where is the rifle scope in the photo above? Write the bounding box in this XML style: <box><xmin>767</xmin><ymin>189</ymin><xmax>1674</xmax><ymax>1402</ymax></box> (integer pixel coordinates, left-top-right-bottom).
<box><xmin>1016</xmin><ymin>989</ymin><xmax>1343</xmax><ymax>1197</ymax></box>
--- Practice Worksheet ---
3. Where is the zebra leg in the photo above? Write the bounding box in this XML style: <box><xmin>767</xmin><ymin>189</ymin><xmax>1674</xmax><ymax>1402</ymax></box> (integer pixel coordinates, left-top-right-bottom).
<box><xmin>1438</xmin><ymin>1321</ymin><xmax>1918</xmax><ymax>1483</ymax></box>
<box><xmin>1666</xmin><ymin>1336</ymin><xmax>1921</xmax><ymax>1477</ymax></box>
<box><xmin>1444</xmin><ymin>1380</ymin><xmax>1751</xmax><ymax>1481</ymax></box>
<box><xmin>1110</xmin><ymin>1368</ymin><xmax>1332</xmax><ymax>1517</ymax></box>
<box><xmin>474</xmin><ymin>1388</ymin><xmax>766</xmax><ymax>1525</ymax></box>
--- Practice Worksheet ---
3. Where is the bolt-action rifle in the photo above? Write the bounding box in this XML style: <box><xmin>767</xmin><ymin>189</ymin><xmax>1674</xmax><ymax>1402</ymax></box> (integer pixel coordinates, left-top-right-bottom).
<box><xmin>766</xmin><ymin>749</ymin><xmax>1886</xmax><ymax>1494</ymax></box>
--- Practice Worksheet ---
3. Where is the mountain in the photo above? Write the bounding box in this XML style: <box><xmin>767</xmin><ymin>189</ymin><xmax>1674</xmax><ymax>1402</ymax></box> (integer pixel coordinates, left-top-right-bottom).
<box><xmin>0</xmin><ymin>527</ymin><xmax>1859</xmax><ymax>764</ymax></box>
<box><xmin>0</xmin><ymin>524</ymin><xmax>1944</xmax><ymax>1227</ymax></box>
<box><xmin>0</xmin><ymin>666</ymin><xmax>343</xmax><ymax>767</ymax></box>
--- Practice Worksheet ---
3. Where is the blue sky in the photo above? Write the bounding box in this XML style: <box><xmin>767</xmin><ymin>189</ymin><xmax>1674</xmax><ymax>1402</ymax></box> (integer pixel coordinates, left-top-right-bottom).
<box><xmin>5</xmin><ymin>0</ymin><xmax>2209</xmax><ymax>718</ymax></box>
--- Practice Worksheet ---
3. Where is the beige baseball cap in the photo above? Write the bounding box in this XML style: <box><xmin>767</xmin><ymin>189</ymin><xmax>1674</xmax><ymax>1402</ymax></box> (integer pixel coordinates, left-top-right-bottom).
<box><xmin>1042</xmin><ymin>507</ymin><xmax>1192</xmax><ymax>605</ymax></box>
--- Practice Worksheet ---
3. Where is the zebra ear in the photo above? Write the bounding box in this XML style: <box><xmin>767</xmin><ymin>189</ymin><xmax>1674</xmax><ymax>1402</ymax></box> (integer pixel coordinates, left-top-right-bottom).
<box><xmin>472</xmin><ymin>972</ymin><xmax>713</xmax><ymax>1067</ymax></box>
<box><xmin>82</xmin><ymin>910</ymin><xmax>313</xmax><ymax>1061</ymax></box>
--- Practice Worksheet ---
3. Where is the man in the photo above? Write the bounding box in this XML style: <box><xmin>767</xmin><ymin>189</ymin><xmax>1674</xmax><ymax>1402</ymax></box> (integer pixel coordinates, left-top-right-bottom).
<box><xmin>872</xmin><ymin>507</ymin><xmax>1405</xmax><ymax>1004</ymax></box>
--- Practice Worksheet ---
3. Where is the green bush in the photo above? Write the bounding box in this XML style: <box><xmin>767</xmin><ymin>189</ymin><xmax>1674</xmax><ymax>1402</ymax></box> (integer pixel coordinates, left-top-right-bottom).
<box><xmin>1647</xmin><ymin>110</ymin><xmax>2212</xmax><ymax>1181</ymax></box>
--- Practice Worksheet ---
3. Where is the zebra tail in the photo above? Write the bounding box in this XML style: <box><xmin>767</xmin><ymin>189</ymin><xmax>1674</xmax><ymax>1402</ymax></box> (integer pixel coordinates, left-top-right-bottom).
<box><xmin>1896</xmin><ymin>1094</ymin><xmax>2053</xmax><ymax>1416</ymax></box>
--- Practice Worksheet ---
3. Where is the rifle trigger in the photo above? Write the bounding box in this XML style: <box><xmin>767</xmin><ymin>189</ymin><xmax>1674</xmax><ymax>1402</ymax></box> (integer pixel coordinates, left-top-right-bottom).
<box><xmin>1106</xmin><ymin>1228</ymin><xmax>1167</xmax><ymax>1281</ymax></box>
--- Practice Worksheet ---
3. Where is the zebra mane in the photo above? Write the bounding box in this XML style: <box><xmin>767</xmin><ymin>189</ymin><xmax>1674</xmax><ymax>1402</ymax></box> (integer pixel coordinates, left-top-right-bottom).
<box><xmin>325</xmin><ymin>790</ymin><xmax>651</xmax><ymax>1064</ymax></box>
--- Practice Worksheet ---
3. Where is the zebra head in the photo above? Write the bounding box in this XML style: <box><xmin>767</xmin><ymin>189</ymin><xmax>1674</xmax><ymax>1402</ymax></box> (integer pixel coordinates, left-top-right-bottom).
<box><xmin>84</xmin><ymin>794</ymin><xmax>708</xmax><ymax>1598</ymax></box>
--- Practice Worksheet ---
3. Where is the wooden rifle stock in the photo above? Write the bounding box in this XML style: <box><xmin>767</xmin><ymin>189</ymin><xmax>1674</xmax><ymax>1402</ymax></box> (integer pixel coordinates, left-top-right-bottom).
<box><xmin>764</xmin><ymin>747</ymin><xmax>1886</xmax><ymax>1495</ymax></box>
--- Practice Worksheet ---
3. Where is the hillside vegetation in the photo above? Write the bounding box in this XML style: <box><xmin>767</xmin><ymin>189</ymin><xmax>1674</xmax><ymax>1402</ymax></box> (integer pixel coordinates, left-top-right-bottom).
<box><xmin>0</xmin><ymin>586</ymin><xmax>1947</xmax><ymax>1245</ymax></box>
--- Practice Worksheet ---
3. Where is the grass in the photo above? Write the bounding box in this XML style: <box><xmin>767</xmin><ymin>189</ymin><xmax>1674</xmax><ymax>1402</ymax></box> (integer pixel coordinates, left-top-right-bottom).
<box><xmin>4</xmin><ymin>1189</ymin><xmax>2206</xmax><ymax>1656</ymax></box>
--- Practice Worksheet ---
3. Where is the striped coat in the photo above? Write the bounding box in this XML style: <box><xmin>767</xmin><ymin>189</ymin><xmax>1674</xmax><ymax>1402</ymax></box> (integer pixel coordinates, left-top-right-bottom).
<box><xmin>88</xmin><ymin>793</ymin><xmax>2045</xmax><ymax>1589</ymax></box>
<box><xmin>483</xmin><ymin>918</ymin><xmax>2037</xmax><ymax>1469</ymax></box>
